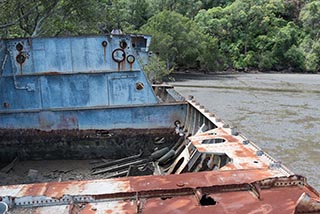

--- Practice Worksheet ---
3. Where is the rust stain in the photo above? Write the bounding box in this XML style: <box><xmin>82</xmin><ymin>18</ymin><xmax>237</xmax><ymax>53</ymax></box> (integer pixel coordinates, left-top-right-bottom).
<box><xmin>19</xmin><ymin>63</ymin><xmax>23</xmax><ymax>75</ymax></box>
<box><xmin>40</xmin><ymin>71</ymin><xmax>61</xmax><ymax>75</ymax></box>
<box><xmin>44</xmin><ymin>182</ymin><xmax>80</xmax><ymax>198</ymax></box>
<box><xmin>196</xmin><ymin>147</ymin><xmax>207</xmax><ymax>153</ymax></box>
<box><xmin>143</xmin><ymin>196</ymin><xmax>199</xmax><ymax>214</ymax></box>
<box><xmin>294</xmin><ymin>192</ymin><xmax>320</xmax><ymax>213</ymax></box>
<box><xmin>221</xmin><ymin>163</ymin><xmax>237</xmax><ymax>170</ymax></box>
<box><xmin>1</xmin><ymin>171</ymin><xmax>319</xmax><ymax>213</ymax></box>
<box><xmin>120</xmin><ymin>60</ymin><xmax>126</xmax><ymax>71</ymax></box>
<box><xmin>21</xmin><ymin>183</ymin><xmax>49</xmax><ymax>196</ymax></box>
<box><xmin>234</xmin><ymin>148</ymin><xmax>257</xmax><ymax>158</ymax></box>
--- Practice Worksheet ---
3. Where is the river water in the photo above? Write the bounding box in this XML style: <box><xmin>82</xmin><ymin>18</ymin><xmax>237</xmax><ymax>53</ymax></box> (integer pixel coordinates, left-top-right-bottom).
<box><xmin>172</xmin><ymin>72</ymin><xmax>320</xmax><ymax>191</ymax></box>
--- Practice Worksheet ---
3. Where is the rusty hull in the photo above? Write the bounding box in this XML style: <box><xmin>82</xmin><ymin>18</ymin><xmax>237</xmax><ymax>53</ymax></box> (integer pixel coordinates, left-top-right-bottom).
<box><xmin>2</xmin><ymin>34</ymin><xmax>320</xmax><ymax>213</ymax></box>
<box><xmin>0</xmin><ymin>170</ymin><xmax>319</xmax><ymax>213</ymax></box>
<box><xmin>1</xmin><ymin>98</ymin><xmax>320</xmax><ymax>213</ymax></box>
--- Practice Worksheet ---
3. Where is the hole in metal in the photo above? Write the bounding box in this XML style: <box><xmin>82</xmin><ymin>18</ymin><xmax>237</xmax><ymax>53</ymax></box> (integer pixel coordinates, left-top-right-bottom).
<box><xmin>161</xmin><ymin>197</ymin><xmax>171</xmax><ymax>200</ymax></box>
<box><xmin>136</xmin><ymin>82</ymin><xmax>144</xmax><ymax>90</ymax></box>
<box><xmin>16</xmin><ymin>43</ymin><xmax>23</xmax><ymax>51</ymax></box>
<box><xmin>202</xmin><ymin>138</ymin><xmax>225</xmax><ymax>144</ymax></box>
<box><xmin>16</xmin><ymin>54</ymin><xmax>26</xmax><ymax>64</ymax></box>
<box><xmin>119</xmin><ymin>40</ymin><xmax>127</xmax><ymax>49</ymax></box>
<box><xmin>101</xmin><ymin>41</ymin><xmax>108</xmax><ymax>47</ymax></box>
<box><xmin>200</xmin><ymin>194</ymin><xmax>217</xmax><ymax>206</ymax></box>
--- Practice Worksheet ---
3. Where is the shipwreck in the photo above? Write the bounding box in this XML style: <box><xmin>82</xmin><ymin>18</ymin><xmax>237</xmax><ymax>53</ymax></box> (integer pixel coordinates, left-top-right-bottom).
<box><xmin>0</xmin><ymin>33</ymin><xmax>319</xmax><ymax>213</ymax></box>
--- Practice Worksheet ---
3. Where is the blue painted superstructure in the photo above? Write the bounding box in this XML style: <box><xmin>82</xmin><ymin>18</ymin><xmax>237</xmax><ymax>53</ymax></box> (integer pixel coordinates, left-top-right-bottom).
<box><xmin>0</xmin><ymin>34</ymin><xmax>186</xmax><ymax>131</ymax></box>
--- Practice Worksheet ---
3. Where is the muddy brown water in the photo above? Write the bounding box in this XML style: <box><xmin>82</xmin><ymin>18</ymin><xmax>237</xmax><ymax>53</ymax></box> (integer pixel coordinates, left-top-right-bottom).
<box><xmin>172</xmin><ymin>72</ymin><xmax>320</xmax><ymax>192</ymax></box>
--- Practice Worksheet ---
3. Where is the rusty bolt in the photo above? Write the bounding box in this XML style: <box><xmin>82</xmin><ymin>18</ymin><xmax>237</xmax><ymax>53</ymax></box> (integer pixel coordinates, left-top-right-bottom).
<box><xmin>176</xmin><ymin>182</ymin><xmax>185</xmax><ymax>187</ymax></box>
<box><xmin>101</xmin><ymin>41</ymin><xmax>108</xmax><ymax>47</ymax></box>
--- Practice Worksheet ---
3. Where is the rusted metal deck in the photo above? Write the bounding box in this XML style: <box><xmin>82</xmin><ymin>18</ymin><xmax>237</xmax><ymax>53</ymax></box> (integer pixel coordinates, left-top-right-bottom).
<box><xmin>0</xmin><ymin>170</ymin><xmax>319</xmax><ymax>213</ymax></box>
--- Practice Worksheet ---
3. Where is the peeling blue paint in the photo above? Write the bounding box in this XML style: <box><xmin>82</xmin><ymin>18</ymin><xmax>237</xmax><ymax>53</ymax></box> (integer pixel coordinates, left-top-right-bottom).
<box><xmin>0</xmin><ymin>34</ymin><xmax>186</xmax><ymax>131</ymax></box>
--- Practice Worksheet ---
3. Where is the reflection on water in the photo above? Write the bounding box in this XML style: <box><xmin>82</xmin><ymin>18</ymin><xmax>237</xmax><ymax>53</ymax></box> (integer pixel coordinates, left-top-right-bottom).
<box><xmin>173</xmin><ymin>73</ymin><xmax>320</xmax><ymax>191</ymax></box>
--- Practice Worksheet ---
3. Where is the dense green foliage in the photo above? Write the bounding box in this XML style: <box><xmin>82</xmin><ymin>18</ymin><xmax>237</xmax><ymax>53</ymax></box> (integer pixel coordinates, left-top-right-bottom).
<box><xmin>0</xmin><ymin>0</ymin><xmax>319</xmax><ymax>73</ymax></box>
<box><xmin>142</xmin><ymin>54</ymin><xmax>174</xmax><ymax>82</ymax></box>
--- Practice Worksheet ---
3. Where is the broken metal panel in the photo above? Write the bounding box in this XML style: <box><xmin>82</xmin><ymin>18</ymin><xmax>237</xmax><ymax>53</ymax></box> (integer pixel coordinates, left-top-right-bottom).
<box><xmin>0</xmin><ymin>171</ymin><xmax>319</xmax><ymax>213</ymax></box>
<box><xmin>295</xmin><ymin>192</ymin><xmax>320</xmax><ymax>213</ymax></box>
<box><xmin>181</xmin><ymin>98</ymin><xmax>293</xmax><ymax>176</ymax></box>
<box><xmin>141</xmin><ymin>187</ymin><xmax>308</xmax><ymax>214</ymax></box>
<box><xmin>188</xmin><ymin>128</ymin><xmax>272</xmax><ymax>170</ymax></box>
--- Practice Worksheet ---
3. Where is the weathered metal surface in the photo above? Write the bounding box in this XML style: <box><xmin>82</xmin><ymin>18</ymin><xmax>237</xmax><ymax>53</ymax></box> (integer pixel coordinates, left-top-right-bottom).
<box><xmin>0</xmin><ymin>103</ymin><xmax>186</xmax><ymax>131</ymax></box>
<box><xmin>0</xmin><ymin>170</ymin><xmax>319</xmax><ymax>213</ymax></box>
<box><xmin>295</xmin><ymin>192</ymin><xmax>320</xmax><ymax>213</ymax></box>
<box><xmin>0</xmin><ymin>70</ymin><xmax>158</xmax><ymax>110</ymax></box>
<box><xmin>0</xmin><ymin>128</ymin><xmax>180</xmax><ymax>162</ymax></box>
<box><xmin>1</xmin><ymin>33</ymin><xmax>320</xmax><ymax>213</ymax></box>
<box><xmin>188</xmin><ymin>127</ymin><xmax>271</xmax><ymax>170</ymax></box>
<box><xmin>0</xmin><ymin>35</ymin><xmax>150</xmax><ymax>75</ymax></box>
<box><xmin>1</xmin><ymin>34</ymin><xmax>180</xmax><ymax>132</ymax></box>
<box><xmin>161</xmin><ymin>99</ymin><xmax>291</xmax><ymax>177</ymax></box>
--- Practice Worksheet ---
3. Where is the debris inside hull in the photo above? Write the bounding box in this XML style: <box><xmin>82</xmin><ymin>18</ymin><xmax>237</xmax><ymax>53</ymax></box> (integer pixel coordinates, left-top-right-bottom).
<box><xmin>0</xmin><ymin>33</ymin><xmax>319</xmax><ymax>213</ymax></box>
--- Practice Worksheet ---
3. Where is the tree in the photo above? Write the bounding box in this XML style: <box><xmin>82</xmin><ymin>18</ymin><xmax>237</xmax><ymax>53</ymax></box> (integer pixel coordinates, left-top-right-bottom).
<box><xmin>0</xmin><ymin>0</ymin><xmax>59</xmax><ymax>37</ymax></box>
<box><xmin>140</xmin><ymin>10</ymin><xmax>208</xmax><ymax>69</ymax></box>
<box><xmin>0</xmin><ymin>0</ymin><xmax>317</xmax><ymax>72</ymax></box>
<box><xmin>0</xmin><ymin>0</ymin><xmax>109</xmax><ymax>37</ymax></box>
<box><xmin>299</xmin><ymin>1</ymin><xmax>320</xmax><ymax>72</ymax></box>
<box><xmin>195</xmin><ymin>0</ymin><xmax>306</xmax><ymax>71</ymax></box>
<box><xmin>142</xmin><ymin>55</ymin><xmax>173</xmax><ymax>82</ymax></box>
